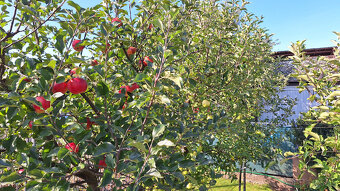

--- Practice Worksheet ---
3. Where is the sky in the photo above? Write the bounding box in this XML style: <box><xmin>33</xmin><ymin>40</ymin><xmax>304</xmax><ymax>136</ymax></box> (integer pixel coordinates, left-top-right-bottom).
<box><xmin>247</xmin><ymin>0</ymin><xmax>340</xmax><ymax>51</ymax></box>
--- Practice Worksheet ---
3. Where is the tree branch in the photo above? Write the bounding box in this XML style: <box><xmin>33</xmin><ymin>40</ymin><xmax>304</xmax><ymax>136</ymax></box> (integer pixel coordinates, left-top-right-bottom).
<box><xmin>8</xmin><ymin>0</ymin><xmax>19</xmax><ymax>33</ymax></box>
<box><xmin>4</xmin><ymin>0</ymin><xmax>67</xmax><ymax>49</ymax></box>
<box><xmin>140</xmin><ymin>16</ymin><xmax>171</xmax><ymax>134</ymax></box>
<box><xmin>81</xmin><ymin>93</ymin><xmax>101</xmax><ymax>116</ymax></box>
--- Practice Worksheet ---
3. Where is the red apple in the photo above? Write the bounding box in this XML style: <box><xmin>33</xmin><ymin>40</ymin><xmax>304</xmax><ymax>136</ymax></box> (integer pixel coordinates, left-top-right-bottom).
<box><xmin>67</xmin><ymin>78</ymin><xmax>87</xmax><ymax>94</ymax></box>
<box><xmin>18</xmin><ymin>168</ymin><xmax>25</xmax><ymax>174</ymax></box>
<box><xmin>23</xmin><ymin>78</ymin><xmax>31</xmax><ymax>82</ymax></box>
<box><xmin>148</xmin><ymin>24</ymin><xmax>153</xmax><ymax>30</ymax></box>
<box><xmin>130</xmin><ymin>83</ymin><xmax>140</xmax><ymax>92</ymax></box>
<box><xmin>91</xmin><ymin>60</ymin><xmax>99</xmax><ymax>66</ymax></box>
<box><xmin>127</xmin><ymin>47</ymin><xmax>137</xmax><ymax>56</ymax></box>
<box><xmin>33</xmin><ymin>96</ymin><xmax>51</xmax><ymax>114</ymax></box>
<box><xmin>65</xmin><ymin>142</ymin><xmax>79</xmax><ymax>153</ymax></box>
<box><xmin>111</xmin><ymin>17</ymin><xmax>122</xmax><ymax>27</ymax></box>
<box><xmin>142</xmin><ymin>56</ymin><xmax>153</xmax><ymax>66</ymax></box>
<box><xmin>122</xmin><ymin>101</ymin><xmax>128</xmax><ymax>111</ymax></box>
<box><xmin>72</xmin><ymin>40</ymin><xmax>85</xmax><ymax>52</ymax></box>
<box><xmin>98</xmin><ymin>158</ymin><xmax>107</xmax><ymax>168</ymax></box>
<box><xmin>86</xmin><ymin>117</ymin><xmax>95</xmax><ymax>130</ymax></box>
<box><xmin>52</xmin><ymin>82</ymin><xmax>68</xmax><ymax>94</ymax></box>
<box><xmin>119</xmin><ymin>83</ymin><xmax>139</xmax><ymax>94</ymax></box>
<box><xmin>28</xmin><ymin>121</ymin><xmax>33</xmax><ymax>128</ymax></box>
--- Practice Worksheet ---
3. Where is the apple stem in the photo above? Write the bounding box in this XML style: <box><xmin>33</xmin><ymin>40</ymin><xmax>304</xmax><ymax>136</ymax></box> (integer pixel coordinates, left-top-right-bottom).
<box><xmin>81</xmin><ymin>93</ymin><xmax>100</xmax><ymax>116</ymax></box>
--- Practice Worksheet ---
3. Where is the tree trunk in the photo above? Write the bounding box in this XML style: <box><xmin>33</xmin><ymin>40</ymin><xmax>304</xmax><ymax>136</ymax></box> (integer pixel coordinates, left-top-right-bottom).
<box><xmin>243</xmin><ymin>161</ymin><xmax>246</xmax><ymax>191</ymax></box>
<box><xmin>74</xmin><ymin>168</ymin><xmax>100</xmax><ymax>191</ymax></box>
<box><xmin>239</xmin><ymin>161</ymin><xmax>243</xmax><ymax>191</ymax></box>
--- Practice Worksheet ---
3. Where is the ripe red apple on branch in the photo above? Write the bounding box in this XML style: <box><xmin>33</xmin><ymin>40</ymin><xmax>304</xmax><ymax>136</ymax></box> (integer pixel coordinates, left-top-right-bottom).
<box><xmin>23</xmin><ymin>78</ymin><xmax>31</xmax><ymax>82</ymax></box>
<box><xmin>52</xmin><ymin>82</ymin><xmax>68</xmax><ymax>94</ymax></box>
<box><xmin>148</xmin><ymin>24</ymin><xmax>153</xmax><ymax>30</ymax></box>
<box><xmin>65</xmin><ymin>142</ymin><xmax>79</xmax><ymax>153</ymax></box>
<box><xmin>72</xmin><ymin>40</ymin><xmax>85</xmax><ymax>52</ymax></box>
<box><xmin>127</xmin><ymin>47</ymin><xmax>136</xmax><ymax>56</ymax></box>
<box><xmin>67</xmin><ymin>78</ymin><xmax>88</xmax><ymax>94</ymax></box>
<box><xmin>139</xmin><ymin>56</ymin><xmax>153</xmax><ymax>67</ymax></box>
<box><xmin>111</xmin><ymin>17</ymin><xmax>122</xmax><ymax>27</ymax></box>
<box><xmin>86</xmin><ymin>117</ymin><xmax>95</xmax><ymax>130</ymax></box>
<box><xmin>119</xmin><ymin>83</ymin><xmax>140</xmax><ymax>94</ymax></box>
<box><xmin>18</xmin><ymin>168</ymin><xmax>25</xmax><ymax>174</ymax></box>
<box><xmin>33</xmin><ymin>96</ymin><xmax>51</xmax><ymax>114</ymax></box>
<box><xmin>91</xmin><ymin>60</ymin><xmax>99</xmax><ymax>66</ymax></box>
<box><xmin>98</xmin><ymin>157</ymin><xmax>107</xmax><ymax>168</ymax></box>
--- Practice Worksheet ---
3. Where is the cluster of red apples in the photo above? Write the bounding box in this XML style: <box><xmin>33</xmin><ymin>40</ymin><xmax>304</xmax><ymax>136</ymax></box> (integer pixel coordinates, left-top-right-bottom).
<box><xmin>28</xmin><ymin>17</ymin><xmax>154</xmax><ymax>168</ymax></box>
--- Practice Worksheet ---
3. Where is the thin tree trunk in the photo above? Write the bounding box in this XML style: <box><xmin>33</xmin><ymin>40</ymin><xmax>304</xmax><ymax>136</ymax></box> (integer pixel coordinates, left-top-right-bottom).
<box><xmin>243</xmin><ymin>161</ymin><xmax>246</xmax><ymax>191</ymax></box>
<box><xmin>239</xmin><ymin>161</ymin><xmax>243</xmax><ymax>191</ymax></box>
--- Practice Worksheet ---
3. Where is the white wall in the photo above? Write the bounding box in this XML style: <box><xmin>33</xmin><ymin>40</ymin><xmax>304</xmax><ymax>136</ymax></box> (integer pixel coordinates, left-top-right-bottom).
<box><xmin>261</xmin><ymin>86</ymin><xmax>317</xmax><ymax>123</ymax></box>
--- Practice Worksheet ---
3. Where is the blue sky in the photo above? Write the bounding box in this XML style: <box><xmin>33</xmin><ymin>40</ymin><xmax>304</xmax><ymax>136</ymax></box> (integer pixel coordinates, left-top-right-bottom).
<box><xmin>247</xmin><ymin>0</ymin><xmax>340</xmax><ymax>51</ymax></box>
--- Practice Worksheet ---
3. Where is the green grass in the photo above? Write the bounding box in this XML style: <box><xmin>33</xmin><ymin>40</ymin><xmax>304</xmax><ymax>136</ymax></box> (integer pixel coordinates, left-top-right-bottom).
<box><xmin>209</xmin><ymin>178</ymin><xmax>273</xmax><ymax>191</ymax></box>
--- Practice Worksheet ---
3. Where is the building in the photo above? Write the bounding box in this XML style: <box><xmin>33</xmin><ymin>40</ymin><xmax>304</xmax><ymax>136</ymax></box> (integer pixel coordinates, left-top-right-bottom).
<box><xmin>247</xmin><ymin>47</ymin><xmax>335</xmax><ymax>190</ymax></box>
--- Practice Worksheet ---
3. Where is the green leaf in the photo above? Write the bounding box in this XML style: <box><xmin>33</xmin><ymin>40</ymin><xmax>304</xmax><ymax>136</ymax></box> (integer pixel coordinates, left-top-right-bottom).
<box><xmin>100</xmin><ymin>169</ymin><xmax>113</xmax><ymax>187</ymax></box>
<box><xmin>0</xmin><ymin>186</ymin><xmax>15</xmax><ymax>191</ymax></box>
<box><xmin>164</xmin><ymin>49</ymin><xmax>172</xmax><ymax>58</ymax></box>
<box><xmin>40</xmin><ymin>67</ymin><xmax>54</xmax><ymax>81</ymax></box>
<box><xmin>284</xmin><ymin>151</ymin><xmax>295</xmax><ymax>157</ymax></box>
<box><xmin>153</xmin><ymin>19</ymin><xmax>164</xmax><ymax>32</ymax></box>
<box><xmin>152</xmin><ymin>124</ymin><xmax>165</xmax><ymax>138</ymax></box>
<box><xmin>146</xmin><ymin>168</ymin><xmax>163</xmax><ymax>178</ymax></box>
<box><xmin>179</xmin><ymin>160</ymin><xmax>195</xmax><ymax>168</ymax></box>
<box><xmin>6</xmin><ymin>107</ymin><xmax>18</xmax><ymax>120</ymax></box>
<box><xmin>157</xmin><ymin>139</ymin><xmax>175</xmax><ymax>147</ymax></box>
<box><xmin>55</xmin><ymin>34</ymin><xmax>65</xmax><ymax>54</ymax></box>
<box><xmin>100</xmin><ymin>23</ymin><xmax>107</xmax><ymax>36</ymax></box>
<box><xmin>57</xmin><ymin>148</ymin><xmax>69</xmax><ymax>160</ymax></box>
<box><xmin>0</xmin><ymin>159</ymin><xmax>10</xmax><ymax>167</ymax></box>
<box><xmin>29</xmin><ymin>169</ymin><xmax>43</xmax><ymax>178</ymax></box>
<box><xmin>67</xmin><ymin>0</ymin><xmax>82</xmax><ymax>13</ymax></box>
<box><xmin>48</xmin><ymin>60</ymin><xmax>57</xmax><ymax>69</ymax></box>
<box><xmin>26</xmin><ymin>180</ymin><xmax>39</xmax><ymax>190</ymax></box>
<box><xmin>128</xmin><ymin>141</ymin><xmax>148</xmax><ymax>153</ymax></box>
<box><xmin>160</xmin><ymin>95</ymin><xmax>171</xmax><ymax>105</ymax></box>
<box><xmin>15</xmin><ymin>137</ymin><xmax>28</xmax><ymax>151</ymax></box>
<box><xmin>135</xmin><ymin>73</ymin><xmax>147</xmax><ymax>82</ymax></box>
<box><xmin>94</xmin><ymin>81</ymin><xmax>109</xmax><ymax>97</ymax></box>
<box><xmin>56</xmin><ymin>76</ymin><xmax>66</xmax><ymax>83</ymax></box>
<box><xmin>264</xmin><ymin>161</ymin><xmax>276</xmax><ymax>171</ymax></box>
<box><xmin>94</xmin><ymin>142</ymin><xmax>115</xmax><ymax>157</ymax></box>
<box><xmin>105</xmin><ymin>154</ymin><xmax>115</xmax><ymax>169</ymax></box>
<box><xmin>0</xmin><ymin>172</ymin><xmax>21</xmax><ymax>182</ymax></box>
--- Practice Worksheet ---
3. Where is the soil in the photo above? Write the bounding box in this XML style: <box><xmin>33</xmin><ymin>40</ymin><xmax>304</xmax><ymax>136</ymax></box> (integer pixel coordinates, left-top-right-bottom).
<box><xmin>223</xmin><ymin>173</ymin><xmax>297</xmax><ymax>191</ymax></box>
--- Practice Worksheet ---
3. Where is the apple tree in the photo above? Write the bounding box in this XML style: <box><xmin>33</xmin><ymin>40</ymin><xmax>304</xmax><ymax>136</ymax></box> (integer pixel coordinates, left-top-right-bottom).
<box><xmin>0</xmin><ymin>0</ymin><xmax>291</xmax><ymax>190</ymax></box>
<box><xmin>285</xmin><ymin>39</ymin><xmax>339</xmax><ymax>191</ymax></box>
<box><xmin>174</xmin><ymin>0</ymin><xmax>295</xmax><ymax>185</ymax></box>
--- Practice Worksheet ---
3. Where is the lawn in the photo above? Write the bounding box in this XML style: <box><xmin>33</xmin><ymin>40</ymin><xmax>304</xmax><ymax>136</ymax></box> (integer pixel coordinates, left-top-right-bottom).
<box><xmin>209</xmin><ymin>178</ymin><xmax>272</xmax><ymax>191</ymax></box>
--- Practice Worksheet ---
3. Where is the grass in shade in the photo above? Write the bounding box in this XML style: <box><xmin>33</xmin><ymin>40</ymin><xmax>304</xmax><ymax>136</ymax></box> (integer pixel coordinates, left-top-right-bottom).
<box><xmin>209</xmin><ymin>178</ymin><xmax>273</xmax><ymax>191</ymax></box>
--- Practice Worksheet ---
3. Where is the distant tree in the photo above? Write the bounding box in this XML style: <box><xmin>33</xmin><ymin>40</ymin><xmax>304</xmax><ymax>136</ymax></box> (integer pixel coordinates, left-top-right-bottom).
<box><xmin>286</xmin><ymin>39</ymin><xmax>340</xmax><ymax>191</ymax></box>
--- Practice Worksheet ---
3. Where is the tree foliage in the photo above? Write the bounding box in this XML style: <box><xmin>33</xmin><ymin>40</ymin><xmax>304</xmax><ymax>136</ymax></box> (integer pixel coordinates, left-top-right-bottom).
<box><xmin>287</xmin><ymin>39</ymin><xmax>340</xmax><ymax>191</ymax></box>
